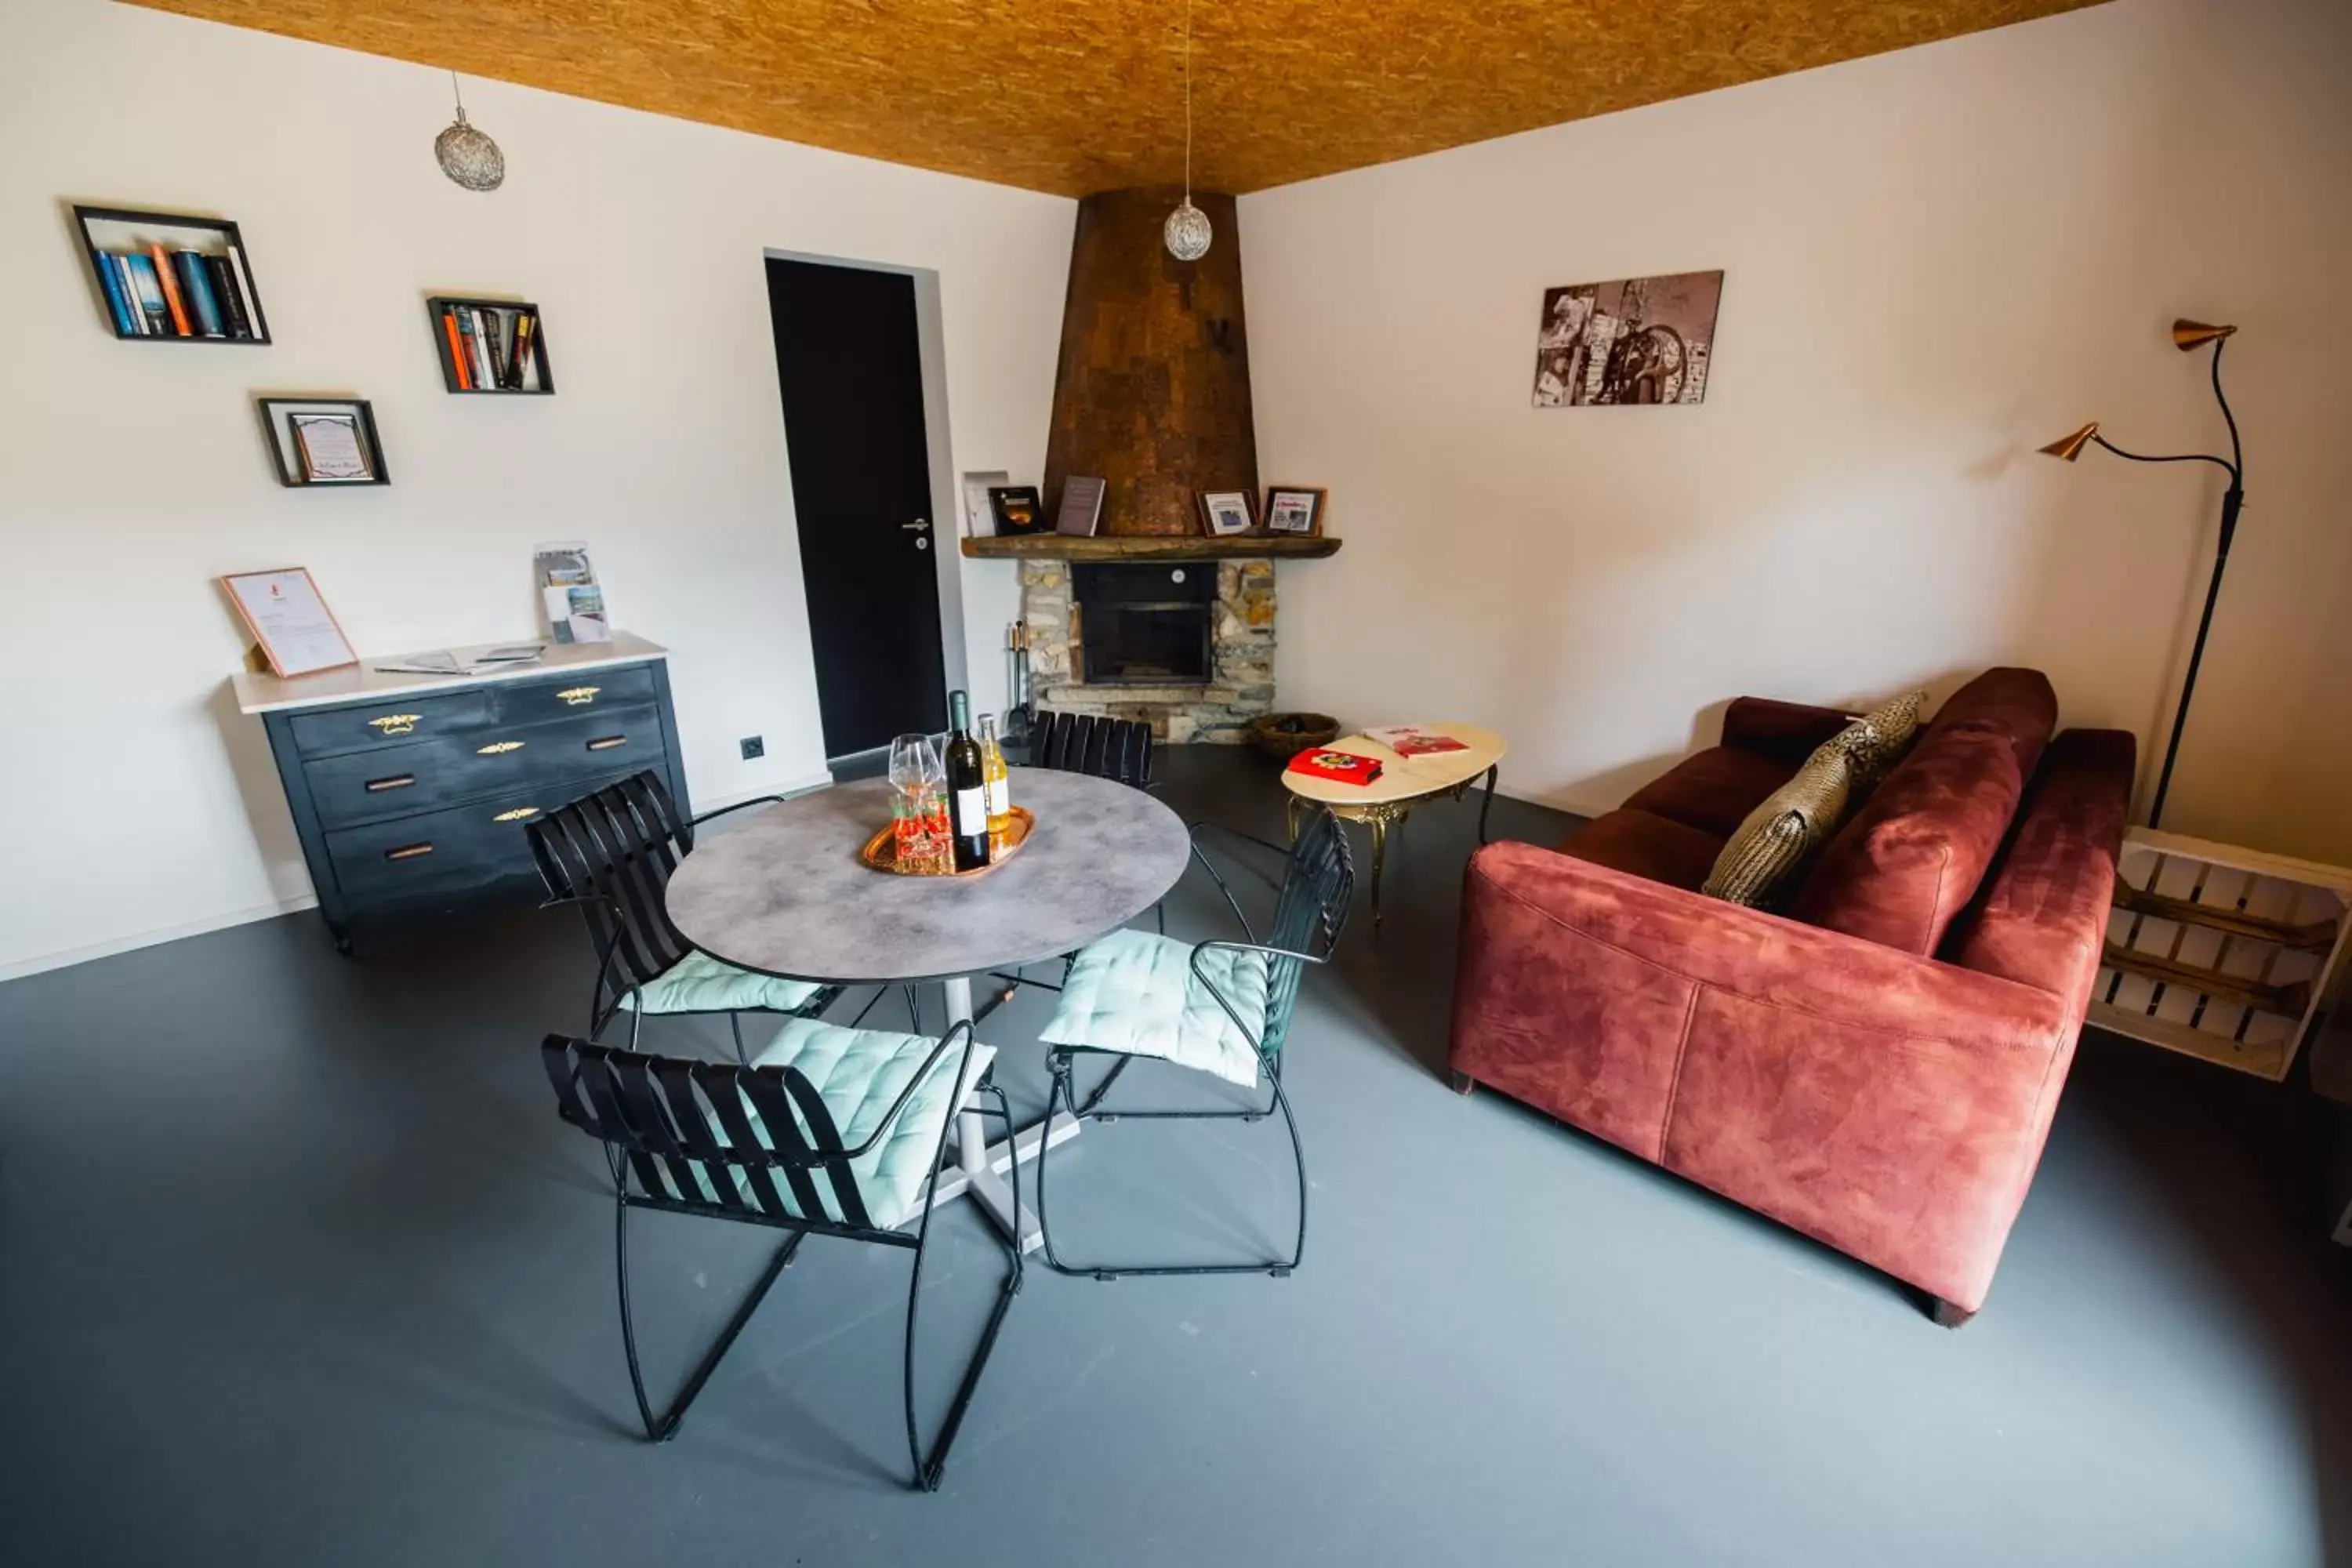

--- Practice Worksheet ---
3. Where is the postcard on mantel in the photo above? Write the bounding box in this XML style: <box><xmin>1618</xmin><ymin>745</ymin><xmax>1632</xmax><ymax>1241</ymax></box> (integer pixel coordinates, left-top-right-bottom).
<box><xmin>220</xmin><ymin>567</ymin><xmax>358</xmax><ymax>678</ymax></box>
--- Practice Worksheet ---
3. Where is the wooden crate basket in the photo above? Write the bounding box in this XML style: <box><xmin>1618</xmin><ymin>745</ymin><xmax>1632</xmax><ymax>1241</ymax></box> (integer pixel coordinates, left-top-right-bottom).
<box><xmin>2090</xmin><ymin>828</ymin><xmax>2352</xmax><ymax>1081</ymax></box>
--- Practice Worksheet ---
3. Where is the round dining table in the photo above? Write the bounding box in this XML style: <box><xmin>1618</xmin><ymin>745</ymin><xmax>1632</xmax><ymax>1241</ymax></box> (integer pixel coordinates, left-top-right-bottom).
<box><xmin>666</xmin><ymin>767</ymin><xmax>1192</xmax><ymax>1250</ymax></box>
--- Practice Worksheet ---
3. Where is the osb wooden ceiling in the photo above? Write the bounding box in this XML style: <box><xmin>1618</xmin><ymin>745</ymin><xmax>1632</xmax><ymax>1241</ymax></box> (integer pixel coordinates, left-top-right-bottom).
<box><xmin>129</xmin><ymin>0</ymin><xmax>2099</xmax><ymax>195</ymax></box>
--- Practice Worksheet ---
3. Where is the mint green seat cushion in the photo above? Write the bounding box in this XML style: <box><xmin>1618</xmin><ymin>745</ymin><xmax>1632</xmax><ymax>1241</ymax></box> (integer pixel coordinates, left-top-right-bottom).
<box><xmin>618</xmin><ymin>949</ymin><xmax>822</xmax><ymax>1016</ymax></box>
<box><xmin>1037</xmin><ymin>927</ymin><xmax>1272</xmax><ymax>1089</ymax></box>
<box><xmin>688</xmin><ymin>1018</ymin><xmax>993</xmax><ymax>1232</ymax></box>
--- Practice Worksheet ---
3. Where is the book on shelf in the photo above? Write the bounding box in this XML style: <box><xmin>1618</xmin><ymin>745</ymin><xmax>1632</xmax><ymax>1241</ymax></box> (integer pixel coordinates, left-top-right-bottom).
<box><xmin>203</xmin><ymin>254</ymin><xmax>251</xmax><ymax>338</ymax></box>
<box><xmin>172</xmin><ymin>250</ymin><xmax>224</xmax><ymax>337</ymax></box>
<box><xmin>147</xmin><ymin>244</ymin><xmax>191</xmax><ymax>335</ymax></box>
<box><xmin>510</xmin><ymin>313</ymin><xmax>537</xmax><ymax>390</ymax></box>
<box><xmin>94</xmin><ymin>241</ymin><xmax>259</xmax><ymax>339</ymax></box>
<box><xmin>455</xmin><ymin>308</ymin><xmax>481</xmax><ymax>387</ymax></box>
<box><xmin>123</xmin><ymin>254</ymin><xmax>168</xmax><ymax>334</ymax></box>
<box><xmin>93</xmin><ymin>252</ymin><xmax>135</xmax><ymax>335</ymax></box>
<box><xmin>471</xmin><ymin>307</ymin><xmax>499</xmax><ymax>388</ymax></box>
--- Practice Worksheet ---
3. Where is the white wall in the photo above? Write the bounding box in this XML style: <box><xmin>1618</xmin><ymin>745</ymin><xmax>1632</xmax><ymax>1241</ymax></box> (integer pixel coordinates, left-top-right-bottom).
<box><xmin>0</xmin><ymin>0</ymin><xmax>1065</xmax><ymax>978</ymax></box>
<box><xmin>1243</xmin><ymin>0</ymin><xmax>2352</xmax><ymax>865</ymax></box>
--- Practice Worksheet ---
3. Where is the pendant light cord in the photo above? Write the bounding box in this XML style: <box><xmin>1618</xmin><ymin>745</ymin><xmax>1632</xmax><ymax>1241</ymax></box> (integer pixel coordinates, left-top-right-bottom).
<box><xmin>1181</xmin><ymin>0</ymin><xmax>1193</xmax><ymax>201</ymax></box>
<box><xmin>451</xmin><ymin>70</ymin><xmax>468</xmax><ymax>124</ymax></box>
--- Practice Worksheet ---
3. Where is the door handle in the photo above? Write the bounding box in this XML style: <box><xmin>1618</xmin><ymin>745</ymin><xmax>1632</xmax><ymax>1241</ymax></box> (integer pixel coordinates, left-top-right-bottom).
<box><xmin>902</xmin><ymin>519</ymin><xmax>930</xmax><ymax>531</ymax></box>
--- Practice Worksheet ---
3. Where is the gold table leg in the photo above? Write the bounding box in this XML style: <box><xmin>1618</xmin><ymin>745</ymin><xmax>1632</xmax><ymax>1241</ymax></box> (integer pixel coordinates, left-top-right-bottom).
<box><xmin>1284</xmin><ymin>791</ymin><xmax>1423</xmax><ymax>927</ymax></box>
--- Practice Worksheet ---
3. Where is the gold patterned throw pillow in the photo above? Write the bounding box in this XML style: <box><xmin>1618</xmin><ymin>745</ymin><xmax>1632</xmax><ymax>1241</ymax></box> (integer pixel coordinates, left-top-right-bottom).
<box><xmin>1703</xmin><ymin>745</ymin><xmax>1855</xmax><ymax>908</ymax></box>
<box><xmin>1817</xmin><ymin>689</ymin><xmax>1929</xmax><ymax>789</ymax></box>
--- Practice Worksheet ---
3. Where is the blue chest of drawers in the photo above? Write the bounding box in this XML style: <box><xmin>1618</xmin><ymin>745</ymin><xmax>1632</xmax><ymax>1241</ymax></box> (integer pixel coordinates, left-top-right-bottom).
<box><xmin>235</xmin><ymin>633</ymin><xmax>689</xmax><ymax>953</ymax></box>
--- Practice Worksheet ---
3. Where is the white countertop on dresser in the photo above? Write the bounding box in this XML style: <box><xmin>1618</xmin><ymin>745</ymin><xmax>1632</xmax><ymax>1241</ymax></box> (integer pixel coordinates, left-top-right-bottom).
<box><xmin>230</xmin><ymin>631</ymin><xmax>670</xmax><ymax>715</ymax></box>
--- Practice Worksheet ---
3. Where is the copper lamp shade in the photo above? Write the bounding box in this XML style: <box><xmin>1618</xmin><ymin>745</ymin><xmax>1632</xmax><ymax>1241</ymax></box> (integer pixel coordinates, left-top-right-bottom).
<box><xmin>2038</xmin><ymin>421</ymin><xmax>2101</xmax><ymax>462</ymax></box>
<box><xmin>2172</xmin><ymin>319</ymin><xmax>2237</xmax><ymax>351</ymax></box>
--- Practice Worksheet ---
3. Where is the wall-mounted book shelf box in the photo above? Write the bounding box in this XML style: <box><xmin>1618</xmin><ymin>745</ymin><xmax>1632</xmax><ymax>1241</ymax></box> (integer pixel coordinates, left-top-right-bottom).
<box><xmin>74</xmin><ymin>205</ymin><xmax>270</xmax><ymax>343</ymax></box>
<box><xmin>427</xmin><ymin>296</ymin><xmax>553</xmax><ymax>394</ymax></box>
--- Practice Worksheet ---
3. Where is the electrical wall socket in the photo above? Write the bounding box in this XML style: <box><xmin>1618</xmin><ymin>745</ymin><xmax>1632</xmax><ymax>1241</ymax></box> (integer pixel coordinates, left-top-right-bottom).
<box><xmin>739</xmin><ymin>735</ymin><xmax>764</xmax><ymax>760</ymax></box>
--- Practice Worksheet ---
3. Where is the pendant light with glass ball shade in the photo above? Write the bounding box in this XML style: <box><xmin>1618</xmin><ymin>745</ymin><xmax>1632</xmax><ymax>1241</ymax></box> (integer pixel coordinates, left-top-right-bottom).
<box><xmin>1163</xmin><ymin>0</ymin><xmax>1211</xmax><ymax>261</ymax></box>
<box><xmin>434</xmin><ymin>72</ymin><xmax>506</xmax><ymax>192</ymax></box>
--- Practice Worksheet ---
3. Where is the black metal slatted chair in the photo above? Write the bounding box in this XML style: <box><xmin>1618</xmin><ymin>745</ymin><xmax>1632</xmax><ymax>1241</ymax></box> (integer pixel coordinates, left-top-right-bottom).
<box><xmin>1028</xmin><ymin>710</ymin><xmax>1152</xmax><ymax>789</ymax></box>
<box><xmin>1031</xmin><ymin>804</ymin><xmax>1354</xmax><ymax>1279</ymax></box>
<box><xmin>528</xmin><ymin>771</ymin><xmax>842</xmax><ymax>1062</ymax></box>
<box><xmin>542</xmin><ymin>1020</ymin><xmax>1020</xmax><ymax>1492</ymax></box>
<box><xmin>981</xmin><ymin>713</ymin><xmax>1163</xmax><ymax>1024</ymax></box>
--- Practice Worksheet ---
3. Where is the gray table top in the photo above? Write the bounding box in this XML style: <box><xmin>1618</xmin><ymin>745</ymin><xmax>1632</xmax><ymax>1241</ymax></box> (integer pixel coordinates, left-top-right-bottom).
<box><xmin>666</xmin><ymin>768</ymin><xmax>1192</xmax><ymax>985</ymax></box>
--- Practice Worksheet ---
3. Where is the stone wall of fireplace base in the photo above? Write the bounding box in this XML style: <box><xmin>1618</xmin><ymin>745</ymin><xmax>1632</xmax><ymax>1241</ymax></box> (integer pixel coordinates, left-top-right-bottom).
<box><xmin>1021</xmin><ymin>557</ymin><xmax>1277</xmax><ymax>742</ymax></box>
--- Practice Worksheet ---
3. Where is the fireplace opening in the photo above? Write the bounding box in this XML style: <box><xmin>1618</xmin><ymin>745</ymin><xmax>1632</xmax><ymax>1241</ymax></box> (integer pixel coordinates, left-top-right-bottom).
<box><xmin>1073</xmin><ymin>563</ymin><xmax>1213</xmax><ymax>685</ymax></box>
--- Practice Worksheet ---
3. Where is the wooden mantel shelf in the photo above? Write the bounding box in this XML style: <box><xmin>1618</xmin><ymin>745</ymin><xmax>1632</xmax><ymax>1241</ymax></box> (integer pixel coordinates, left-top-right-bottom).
<box><xmin>961</xmin><ymin>534</ymin><xmax>1341</xmax><ymax>561</ymax></box>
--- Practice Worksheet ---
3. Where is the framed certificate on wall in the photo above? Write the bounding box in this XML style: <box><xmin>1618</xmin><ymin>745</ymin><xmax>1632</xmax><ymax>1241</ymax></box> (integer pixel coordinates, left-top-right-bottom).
<box><xmin>220</xmin><ymin>566</ymin><xmax>358</xmax><ymax>677</ymax></box>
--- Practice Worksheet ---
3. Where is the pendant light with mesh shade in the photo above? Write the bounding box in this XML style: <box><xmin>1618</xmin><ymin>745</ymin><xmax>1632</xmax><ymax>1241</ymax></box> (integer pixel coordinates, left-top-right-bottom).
<box><xmin>1163</xmin><ymin>0</ymin><xmax>1210</xmax><ymax>260</ymax></box>
<box><xmin>435</xmin><ymin>73</ymin><xmax>506</xmax><ymax>191</ymax></box>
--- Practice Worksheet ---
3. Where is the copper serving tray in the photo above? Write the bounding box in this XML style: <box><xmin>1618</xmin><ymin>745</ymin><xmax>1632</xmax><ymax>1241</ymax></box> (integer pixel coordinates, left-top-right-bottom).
<box><xmin>858</xmin><ymin>806</ymin><xmax>1035</xmax><ymax>879</ymax></box>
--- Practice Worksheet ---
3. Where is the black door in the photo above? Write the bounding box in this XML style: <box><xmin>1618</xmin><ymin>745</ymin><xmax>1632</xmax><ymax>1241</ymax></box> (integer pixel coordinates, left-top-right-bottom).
<box><xmin>766</xmin><ymin>257</ymin><xmax>946</xmax><ymax>758</ymax></box>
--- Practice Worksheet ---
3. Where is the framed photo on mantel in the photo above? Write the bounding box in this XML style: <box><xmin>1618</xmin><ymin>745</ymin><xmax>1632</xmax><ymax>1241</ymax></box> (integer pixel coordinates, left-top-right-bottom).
<box><xmin>1199</xmin><ymin>489</ymin><xmax>1256</xmax><ymax>536</ymax></box>
<box><xmin>987</xmin><ymin>485</ymin><xmax>1048</xmax><ymax>535</ymax></box>
<box><xmin>1265</xmin><ymin>486</ymin><xmax>1327</xmax><ymax>536</ymax></box>
<box><xmin>1056</xmin><ymin>474</ymin><xmax>1107</xmax><ymax>536</ymax></box>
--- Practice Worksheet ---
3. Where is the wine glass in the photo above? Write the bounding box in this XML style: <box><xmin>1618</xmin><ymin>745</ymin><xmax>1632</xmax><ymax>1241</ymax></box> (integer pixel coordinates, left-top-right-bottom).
<box><xmin>887</xmin><ymin>733</ymin><xmax>946</xmax><ymax>872</ymax></box>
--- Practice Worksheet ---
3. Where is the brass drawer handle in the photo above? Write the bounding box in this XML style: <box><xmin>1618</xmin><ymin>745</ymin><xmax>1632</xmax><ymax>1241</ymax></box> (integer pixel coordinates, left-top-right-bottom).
<box><xmin>477</xmin><ymin>740</ymin><xmax>526</xmax><ymax>756</ymax></box>
<box><xmin>364</xmin><ymin>774</ymin><xmax>416</xmax><ymax>793</ymax></box>
<box><xmin>557</xmin><ymin>685</ymin><xmax>600</xmax><ymax>706</ymax></box>
<box><xmin>384</xmin><ymin>842</ymin><xmax>434</xmax><ymax>861</ymax></box>
<box><xmin>368</xmin><ymin>713</ymin><xmax>423</xmax><ymax>736</ymax></box>
<box><xmin>585</xmin><ymin>735</ymin><xmax>628</xmax><ymax>752</ymax></box>
<box><xmin>492</xmin><ymin>806</ymin><xmax>542</xmax><ymax>823</ymax></box>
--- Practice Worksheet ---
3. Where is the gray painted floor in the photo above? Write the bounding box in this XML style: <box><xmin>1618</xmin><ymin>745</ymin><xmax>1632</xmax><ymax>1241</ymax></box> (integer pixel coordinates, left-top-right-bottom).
<box><xmin>2</xmin><ymin>746</ymin><xmax>2348</xmax><ymax>1566</ymax></box>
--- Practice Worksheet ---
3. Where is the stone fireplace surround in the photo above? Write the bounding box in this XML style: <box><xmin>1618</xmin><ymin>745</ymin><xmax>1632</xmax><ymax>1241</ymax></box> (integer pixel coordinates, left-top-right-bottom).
<box><xmin>1020</xmin><ymin>556</ymin><xmax>1276</xmax><ymax>743</ymax></box>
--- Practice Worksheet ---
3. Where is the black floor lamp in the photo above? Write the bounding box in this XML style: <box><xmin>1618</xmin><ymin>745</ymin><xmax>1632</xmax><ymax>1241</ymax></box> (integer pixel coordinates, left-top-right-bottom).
<box><xmin>2038</xmin><ymin>318</ymin><xmax>2244</xmax><ymax>829</ymax></box>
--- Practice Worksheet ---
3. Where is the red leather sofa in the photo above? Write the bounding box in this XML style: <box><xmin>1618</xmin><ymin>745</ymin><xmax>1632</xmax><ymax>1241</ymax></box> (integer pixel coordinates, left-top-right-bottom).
<box><xmin>1447</xmin><ymin>670</ymin><xmax>2133</xmax><ymax>1323</ymax></box>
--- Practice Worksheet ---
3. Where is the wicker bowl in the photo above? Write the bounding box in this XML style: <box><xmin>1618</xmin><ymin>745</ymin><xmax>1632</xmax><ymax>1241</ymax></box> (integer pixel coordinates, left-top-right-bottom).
<box><xmin>1249</xmin><ymin>711</ymin><xmax>1341</xmax><ymax>761</ymax></box>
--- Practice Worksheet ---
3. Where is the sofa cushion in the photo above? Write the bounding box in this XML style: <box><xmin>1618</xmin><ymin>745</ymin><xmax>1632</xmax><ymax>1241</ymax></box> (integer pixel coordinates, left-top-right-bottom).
<box><xmin>1788</xmin><ymin>719</ymin><xmax>2029</xmax><ymax>956</ymax></box>
<box><xmin>1720</xmin><ymin>696</ymin><xmax>1856</xmax><ymax>766</ymax></box>
<box><xmin>1924</xmin><ymin>667</ymin><xmax>2058</xmax><ymax>780</ymax></box>
<box><xmin>1944</xmin><ymin>728</ymin><xmax>2136</xmax><ymax>1014</ymax></box>
<box><xmin>1820</xmin><ymin>689</ymin><xmax>1929</xmax><ymax>788</ymax></box>
<box><xmin>1702</xmin><ymin>744</ymin><xmax>1853</xmax><ymax>908</ymax></box>
<box><xmin>1623</xmin><ymin>745</ymin><xmax>1796</xmax><ymax>839</ymax></box>
<box><xmin>1558</xmin><ymin>808</ymin><xmax>1725</xmax><ymax>892</ymax></box>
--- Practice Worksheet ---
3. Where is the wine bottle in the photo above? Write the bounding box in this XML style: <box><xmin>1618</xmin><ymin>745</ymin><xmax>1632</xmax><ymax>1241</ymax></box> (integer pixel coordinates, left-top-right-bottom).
<box><xmin>943</xmin><ymin>691</ymin><xmax>991</xmax><ymax>871</ymax></box>
<box><xmin>979</xmin><ymin>713</ymin><xmax>1011</xmax><ymax>837</ymax></box>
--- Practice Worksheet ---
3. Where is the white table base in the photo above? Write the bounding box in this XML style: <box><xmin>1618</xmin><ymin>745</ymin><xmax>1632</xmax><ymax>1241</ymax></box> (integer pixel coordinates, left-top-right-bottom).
<box><xmin>933</xmin><ymin>974</ymin><xmax>1079</xmax><ymax>1254</ymax></box>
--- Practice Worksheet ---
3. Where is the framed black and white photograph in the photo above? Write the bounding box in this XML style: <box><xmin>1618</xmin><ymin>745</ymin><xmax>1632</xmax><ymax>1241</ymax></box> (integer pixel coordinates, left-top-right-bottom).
<box><xmin>1199</xmin><ymin>489</ymin><xmax>1256</xmax><ymax>536</ymax></box>
<box><xmin>1532</xmin><ymin>270</ymin><xmax>1722</xmax><ymax>408</ymax></box>
<box><xmin>256</xmin><ymin>397</ymin><xmax>388</xmax><ymax>488</ymax></box>
<box><xmin>1265</xmin><ymin>486</ymin><xmax>1326</xmax><ymax>536</ymax></box>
